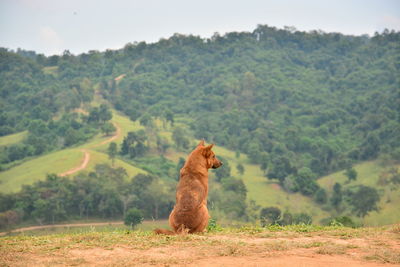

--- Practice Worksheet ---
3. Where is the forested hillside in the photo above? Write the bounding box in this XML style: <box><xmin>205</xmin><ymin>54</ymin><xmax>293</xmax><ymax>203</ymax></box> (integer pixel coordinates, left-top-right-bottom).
<box><xmin>0</xmin><ymin>25</ymin><xmax>399</xmax><ymax>228</ymax></box>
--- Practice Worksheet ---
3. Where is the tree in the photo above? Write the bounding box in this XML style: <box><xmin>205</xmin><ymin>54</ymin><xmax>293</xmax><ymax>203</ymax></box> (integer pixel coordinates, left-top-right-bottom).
<box><xmin>107</xmin><ymin>142</ymin><xmax>118</xmax><ymax>166</ymax></box>
<box><xmin>267</xmin><ymin>156</ymin><xmax>296</xmax><ymax>184</ymax></box>
<box><xmin>236</xmin><ymin>163</ymin><xmax>245</xmax><ymax>175</ymax></box>
<box><xmin>292</xmin><ymin>167</ymin><xmax>320</xmax><ymax>196</ymax></box>
<box><xmin>344</xmin><ymin>167</ymin><xmax>357</xmax><ymax>182</ymax></box>
<box><xmin>88</xmin><ymin>107</ymin><xmax>100</xmax><ymax>123</ymax></box>
<box><xmin>99</xmin><ymin>104</ymin><xmax>112</xmax><ymax>123</ymax></box>
<box><xmin>101</xmin><ymin>122</ymin><xmax>116</xmax><ymax>136</ymax></box>
<box><xmin>139</xmin><ymin>113</ymin><xmax>152</xmax><ymax>127</ymax></box>
<box><xmin>124</xmin><ymin>208</ymin><xmax>143</xmax><ymax>229</ymax></box>
<box><xmin>259</xmin><ymin>152</ymin><xmax>269</xmax><ymax>174</ymax></box>
<box><xmin>280</xmin><ymin>212</ymin><xmax>293</xmax><ymax>226</ymax></box>
<box><xmin>260</xmin><ymin>207</ymin><xmax>281</xmax><ymax>226</ymax></box>
<box><xmin>330</xmin><ymin>182</ymin><xmax>343</xmax><ymax>210</ymax></box>
<box><xmin>292</xmin><ymin>213</ymin><xmax>312</xmax><ymax>225</ymax></box>
<box><xmin>172</xmin><ymin>127</ymin><xmax>190</xmax><ymax>150</ymax></box>
<box><xmin>346</xmin><ymin>185</ymin><xmax>380</xmax><ymax>217</ymax></box>
<box><xmin>156</xmin><ymin>135</ymin><xmax>170</xmax><ymax>155</ymax></box>
<box><xmin>215</xmin><ymin>157</ymin><xmax>231</xmax><ymax>182</ymax></box>
<box><xmin>164</xmin><ymin>109</ymin><xmax>174</xmax><ymax>126</ymax></box>
<box><xmin>314</xmin><ymin>188</ymin><xmax>327</xmax><ymax>204</ymax></box>
<box><xmin>120</xmin><ymin>130</ymin><xmax>148</xmax><ymax>159</ymax></box>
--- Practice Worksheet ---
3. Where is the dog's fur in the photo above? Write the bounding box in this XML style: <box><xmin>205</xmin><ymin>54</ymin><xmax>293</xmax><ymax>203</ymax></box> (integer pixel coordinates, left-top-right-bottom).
<box><xmin>154</xmin><ymin>140</ymin><xmax>222</xmax><ymax>234</ymax></box>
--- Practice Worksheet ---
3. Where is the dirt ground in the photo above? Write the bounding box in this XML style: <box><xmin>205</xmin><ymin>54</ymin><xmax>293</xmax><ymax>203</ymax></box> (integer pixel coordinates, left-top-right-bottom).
<box><xmin>1</xmin><ymin>225</ymin><xmax>399</xmax><ymax>267</ymax></box>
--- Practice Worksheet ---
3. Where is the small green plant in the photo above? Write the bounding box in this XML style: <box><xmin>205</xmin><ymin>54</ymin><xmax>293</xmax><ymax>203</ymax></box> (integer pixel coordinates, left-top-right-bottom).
<box><xmin>207</xmin><ymin>218</ymin><xmax>223</xmax><ymax>232</ymax></box>
<box><xmin>124</xmin><ymin>208</ymin><xmax>144</xmax><ymax>229</ymax></box>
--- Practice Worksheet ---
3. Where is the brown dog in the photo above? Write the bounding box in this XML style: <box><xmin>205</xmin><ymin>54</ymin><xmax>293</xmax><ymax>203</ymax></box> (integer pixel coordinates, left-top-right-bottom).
<box><xmin>155</xmin><ymin>140</ymin><xmax>222</xmax><ymax>234</ymax></box>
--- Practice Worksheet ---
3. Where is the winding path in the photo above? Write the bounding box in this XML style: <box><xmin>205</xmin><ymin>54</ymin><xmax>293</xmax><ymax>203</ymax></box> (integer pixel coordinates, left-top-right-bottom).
<box><xmin>59</xmin><ymin>149</ymin><xmax>90</xmax><ymax>177</ymax></box>
<box><xmin>58</xmin><ymin>122</ymin><xmax>121</xmax><ymax>177</ymax></box>
<box><xmin>99</xmin><ymin>122</ymin><xmax>121</xmax><ymax>146</ymax></box>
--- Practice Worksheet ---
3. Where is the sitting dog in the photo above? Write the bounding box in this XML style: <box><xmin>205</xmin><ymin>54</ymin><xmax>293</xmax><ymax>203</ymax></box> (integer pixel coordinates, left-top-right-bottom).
<box><xmin>155</xmin><ymin>140</ymin><xmax>222</xmax><ymax>234</ymax></box>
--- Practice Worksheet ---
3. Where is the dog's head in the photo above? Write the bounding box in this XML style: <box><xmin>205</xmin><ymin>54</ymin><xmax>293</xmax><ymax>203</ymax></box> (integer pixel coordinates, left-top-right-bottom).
<box><xmin>198</xmin><ymin>140</ymin><xmax>223</xmax><ymax>169</ymax></box>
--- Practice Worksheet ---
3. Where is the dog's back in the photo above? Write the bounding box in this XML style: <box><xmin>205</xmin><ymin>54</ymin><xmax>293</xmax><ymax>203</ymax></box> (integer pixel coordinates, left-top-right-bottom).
<box><xmin>155</xmin><ymin>141</ymin><xmax>222</xmax><ymax>234</ymax></box>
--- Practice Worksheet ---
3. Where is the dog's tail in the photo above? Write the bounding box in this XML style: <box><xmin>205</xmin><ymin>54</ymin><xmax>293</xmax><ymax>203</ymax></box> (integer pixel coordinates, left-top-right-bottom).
<box><xmin>154</xmin><ymin>228</ymin><xmax>176</xmax><ymax>235</ymax></box>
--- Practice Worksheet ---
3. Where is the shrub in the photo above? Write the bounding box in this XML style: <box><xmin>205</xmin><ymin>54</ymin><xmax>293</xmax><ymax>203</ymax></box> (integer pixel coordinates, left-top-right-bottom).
<box><xmin>124</xmin><ymin>208</ymin><xmax>144</xmax><ymax>229</ymax></box>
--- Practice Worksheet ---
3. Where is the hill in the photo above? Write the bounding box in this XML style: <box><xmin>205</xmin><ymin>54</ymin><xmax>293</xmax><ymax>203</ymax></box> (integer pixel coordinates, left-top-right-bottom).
<box><xmin>0</xmin><ymin>26</ymin><xmax>399</xmax><ymax>227</ymax></box>
<box><xmin>1</xmin><ymin>225</ymin><xmax>399</xmax><ymax>266</ymax></box>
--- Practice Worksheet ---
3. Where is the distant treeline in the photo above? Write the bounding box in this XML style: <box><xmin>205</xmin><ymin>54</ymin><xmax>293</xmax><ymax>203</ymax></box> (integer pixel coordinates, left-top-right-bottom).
<box><xmin>1</xmin><ymin>157</ymin><xmax>391</xmax><ymax>229</ymax></box>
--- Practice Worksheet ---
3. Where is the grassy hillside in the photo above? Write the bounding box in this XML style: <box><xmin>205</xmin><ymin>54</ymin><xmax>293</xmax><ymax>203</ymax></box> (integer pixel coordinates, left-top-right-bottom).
<box><xmin>1</xmin><ymin>108</ymin><xmax>398</xmax><ymax>226</ymax></box>
<box><xmin>1</xmin><ymin>225</ymin><xmax>399</xmax><ymax>266</ymax></box>
<box><xmin>318</xmin><ymin>160</ymin><xmax>400</xmax><ymax>226</ymax></box>
<box><xmin>0</xmin><ymin>131</ymin><xmax>27</xmax><ymax>147</ymax></box>
<box><xmin>0</xmin><ymin>149</ymin><xmax>83</xmax><ymax>193</ymax></box>
<box><xmin>0</xmin><ymin>109</ymin><xmax>147</xmax><ymax>193</ymax></box>
<box><xmin>212</xmin><ymin>146</ymin><xmax>330</xmax><ymax>222</ymax></box>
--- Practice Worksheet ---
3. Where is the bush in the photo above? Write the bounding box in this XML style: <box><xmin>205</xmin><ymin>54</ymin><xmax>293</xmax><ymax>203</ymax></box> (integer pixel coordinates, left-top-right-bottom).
<box><xmin>292</xmin><ymin>213</ymin><xmax>313</xmax><ymax>225</ymax></box>
<box><xmin>124</xmin><ymin>208</ymin><xmax>144</xmax><ymax>229</ymax></box>
<box><xmin>327</xmin><ymin>216</ymin><xmax>357</xmax><ymax>228</ymax></box>
<box><xmin>260</xmin><ymin>207</ymin><xmax>281</xmax><ymax>226</ymax></box>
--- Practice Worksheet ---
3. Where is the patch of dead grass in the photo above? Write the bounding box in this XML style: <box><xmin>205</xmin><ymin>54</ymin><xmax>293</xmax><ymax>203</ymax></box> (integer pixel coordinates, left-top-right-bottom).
<box><xmin>364</xmin><ymin>247</ymin><xmax>400</xmax><ymax>264</ymax></box>
<box><xmin>316</xmin><ymin>243</ymin><xmax>348</xmax><ymax>255</ymax></box>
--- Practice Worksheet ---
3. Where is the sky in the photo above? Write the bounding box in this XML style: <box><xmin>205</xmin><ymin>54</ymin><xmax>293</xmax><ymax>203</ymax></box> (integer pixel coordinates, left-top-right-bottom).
<box><xmin>1</xmin><ymin>0</ymin><xmax>399</xmax><ymax>56</ymax></box>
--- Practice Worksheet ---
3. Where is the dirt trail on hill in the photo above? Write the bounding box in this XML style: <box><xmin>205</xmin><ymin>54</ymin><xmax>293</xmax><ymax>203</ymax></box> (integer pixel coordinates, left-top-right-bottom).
<box><xmin>58</xmin><ymin>122</ymin><xmax>121</xmax><ymax>177</ymax></box>
<box><xmin>59</xmin><ymin>149</ymin><xmax>90</xmax><ymax>177</ymax></box>
<box><xmin>98</xmin><ymin>122</ymin><xmax>121</xmax><ymax>146</ymax></box>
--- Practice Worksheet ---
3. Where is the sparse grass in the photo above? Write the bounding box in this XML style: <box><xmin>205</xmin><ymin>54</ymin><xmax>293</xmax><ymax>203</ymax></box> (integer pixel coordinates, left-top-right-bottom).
<box><xmin>1</xmin><ymin>225</ymin><xmax>398</xmax><ymax>267</ymax></box>
<box><xmin>364</xmin><ymin>248</ymin><xmax>400</xmax><ymax>264</ymax></box>
<box><xmin>315</xmin><ymin>243</ymin><xmax>348</xmax><ymax>255</ymax></box>
<box><xmin>0</xmin><ymin>131</ymin><xmax>27</xmax><ymax>147</ymax></box>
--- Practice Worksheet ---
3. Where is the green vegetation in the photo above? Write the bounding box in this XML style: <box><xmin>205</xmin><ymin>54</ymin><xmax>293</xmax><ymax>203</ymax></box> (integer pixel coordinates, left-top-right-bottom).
<box><xmin>124</xmin><ymin>208</ymin><xmax>144</xmax><ymax>229</ymax></box>
<box><xmin>0</xmin><ymin>165</ymin><xmax>174</xmax><ymax>229</ymax></box>
<box><xmin>0</xmin><ymin>131</ymin><xmax>27</xmax><ymax>147</ymax></box>
<box><xmin>0</xmin><ymin>26</ymin><xmax>399</xmax><ymax>228</ymax></box>
<box><xmin>0</xmin><ymin>149</ymin><xmax>83</xmax><ymax>193</ymax></box>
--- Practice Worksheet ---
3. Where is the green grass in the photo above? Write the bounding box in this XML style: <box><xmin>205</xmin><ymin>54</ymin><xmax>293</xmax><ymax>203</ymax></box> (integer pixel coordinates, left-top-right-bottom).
<box><xmin>318</xmin><ymin>160</ymin><xmax>400</xmax><ymax>226</ymax></box>
<box><xmin>318</xmin><ymin>161</ymin><xmax>387</xmax><ymax>189</ymax></box>
<box><xmin>84</xmin><ymin>150</ymin><xmax>147</xmax><ymax>178</ymax></box>
<box><xmin>0</xmin><ymin>131</ymin><xmax>27</xmax><ymax>147</ymax></box>
<box><xmin>0</xmin><ymin>149</ymin><xmax>83</xmax><ymax>193</ymax></box>
<box><xmin>212</xmin><ymin>145</ymin><xmax>330</xmax><ymax>223</ymax></box>
<box><xmin>42</xmin><ymin>66</ymin><xmax>58</xmax><ymax>76</ymax></box>
<box><xmin>86</xmin><ymin>110</ymin><xmax>144</xmax><ymax>151</ymax></box>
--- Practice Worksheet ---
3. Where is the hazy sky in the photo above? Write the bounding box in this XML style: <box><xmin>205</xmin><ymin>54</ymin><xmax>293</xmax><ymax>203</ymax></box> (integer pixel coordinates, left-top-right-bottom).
<box><xmin>1</xmin><ymin>0</ymin><xmax>399</xmax><ymax>55</ymax></box>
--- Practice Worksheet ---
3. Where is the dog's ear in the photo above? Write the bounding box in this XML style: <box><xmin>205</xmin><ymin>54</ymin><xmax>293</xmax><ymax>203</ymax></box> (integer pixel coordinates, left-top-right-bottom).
<box><xmin>202</xmin><ymin>144</ymin><xmax>214</xmax><ymax>157</ymax></box>
<box><xmin>205</xmin><ymin>144</ymin><xmax>214</xmax><ymax>150</ymax></box>
<box><xmin>198</xmin><ymin>139</ymin><xmax>205</xmax><ymax>147</ymax></box>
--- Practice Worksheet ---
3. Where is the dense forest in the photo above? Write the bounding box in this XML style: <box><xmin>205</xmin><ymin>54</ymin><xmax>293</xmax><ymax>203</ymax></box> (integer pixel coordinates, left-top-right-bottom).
<box><xmin>0</xmin><ymin>25</ymin><xmax>399</xmax><ymax>227</ymax></box>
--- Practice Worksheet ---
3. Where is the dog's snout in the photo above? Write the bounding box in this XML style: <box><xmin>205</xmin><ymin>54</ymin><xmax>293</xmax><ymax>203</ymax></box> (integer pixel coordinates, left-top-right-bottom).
<box><xmin>220</xmin><ymin>162</ymin><xmax>223</xmax><ymax>165</ymax></box>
